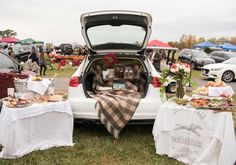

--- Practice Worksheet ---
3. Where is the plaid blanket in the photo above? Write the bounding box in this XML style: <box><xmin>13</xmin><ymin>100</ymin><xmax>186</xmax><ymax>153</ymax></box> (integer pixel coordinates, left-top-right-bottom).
<box><xmin>91</xmin><ymin>81</ymin><xmax>141</xmax><ymax>139</ymax></box>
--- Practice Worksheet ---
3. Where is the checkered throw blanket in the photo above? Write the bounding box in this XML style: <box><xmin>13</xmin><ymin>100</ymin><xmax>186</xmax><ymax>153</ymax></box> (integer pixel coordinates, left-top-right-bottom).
<box><xmin>91</xmin><ymin>81</ymin><xmax>141</xmax><ymax>139</ymax></box>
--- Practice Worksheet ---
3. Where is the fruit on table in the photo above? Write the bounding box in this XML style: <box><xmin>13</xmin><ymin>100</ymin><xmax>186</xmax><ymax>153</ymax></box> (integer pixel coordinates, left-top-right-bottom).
<box><xmin>191</xmin><ymin>98</ymin><xmax>208</xmax><ymax>107</ymax></box>
<box><xmin>193</xmin><ymin>86</ymin><xmax>208</xmax><ymax>95</ymax></box>
<box><xmin>32</xmin><ymin>76</ymin><xmax>42</xmax><ymax>81</ymax></box>
<box><xmin>193</xmin><ymin>80</ymin><xmax>228</xmax><ymax>95</ymax></box>
<box><xmin>206</xmin><ymin>80</ymin><xmax>226</xmax><ymax>87</ymax></box>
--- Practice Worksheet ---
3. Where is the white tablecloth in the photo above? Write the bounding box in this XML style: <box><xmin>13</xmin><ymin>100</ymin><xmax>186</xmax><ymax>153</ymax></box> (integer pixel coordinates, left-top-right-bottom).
<box><xmin>0</xmin><ymin>100</ymin><xmax>74</xmax><ymax>159</ymax></box>
<box><xmin>27</xmin><ymin>78</ymin><xmax>51</xmax><ymax>95</ymax></box>
<box><xmin>152</xmin><ymin>101</ymin><xmax>236</xmax><ymax>165</ymax></box>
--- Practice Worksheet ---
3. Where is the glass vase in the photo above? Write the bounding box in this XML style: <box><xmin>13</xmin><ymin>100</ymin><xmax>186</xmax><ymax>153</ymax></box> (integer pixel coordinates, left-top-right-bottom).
<box><xmin>176</xmin><ymin>80</ymin><xmax>185</xmax><ymax>98</ymax></box>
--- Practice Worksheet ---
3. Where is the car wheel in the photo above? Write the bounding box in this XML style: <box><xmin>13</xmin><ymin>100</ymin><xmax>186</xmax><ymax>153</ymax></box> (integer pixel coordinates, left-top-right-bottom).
<box><xmin>222</xmin><ymin>71</ymin><xmax>234</xmax><ymax>83</ymax></box>
<box><xmin>190</xmin><ymin>62</ymin><xmax>196</xmax><ymax>70</ymax></box>
<box><xmin>167</xmin><ymin>82</ymin><xmax>176</xmax><ymax>93</ymax></box>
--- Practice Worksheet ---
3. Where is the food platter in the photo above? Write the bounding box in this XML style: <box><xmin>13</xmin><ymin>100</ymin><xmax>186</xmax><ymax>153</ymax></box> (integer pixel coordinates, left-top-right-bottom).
<box><xmin>6</xmin><ymin>98</ymin><xmax>32</xmax><ymax>108</ymax></box>
<box><xmin>192</xmin><ymin>105</ymin><xmax>232</xmax><ymax>110</ymax></box>
<box><xmin>8</xmin><ymin>103</ymin><xmax>32</xmax><ymax>108</ymax></box>
<box><xmin>47</xmin><ymin>95</ymin><xmax>64</xmax><ymax>102</ymax></box>
<box><xmin>189</xmin><ymin>79</ymin><xmax>235</xmax><ymax>112</ymax></box>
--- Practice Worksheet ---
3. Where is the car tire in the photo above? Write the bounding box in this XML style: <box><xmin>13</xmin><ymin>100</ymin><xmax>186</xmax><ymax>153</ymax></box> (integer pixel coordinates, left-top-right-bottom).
<box><xmin>190</xmin><ymin>62</ymin><xmax>196</xmax><ymax>70</ymax></box>
<box><xmin>222</xmin><ymin>71</ymin><xmax>234</xmax><ymax>83</ymax></box>
<box><xmin>167</xmin><ymin>82</ymin><xmax>176</xmax><ymax>93</ymax></box>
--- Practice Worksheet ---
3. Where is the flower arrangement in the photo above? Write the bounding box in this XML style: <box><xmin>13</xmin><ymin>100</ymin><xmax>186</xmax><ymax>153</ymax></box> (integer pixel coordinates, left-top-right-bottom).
<box><xmin>102</xmin><ymin>53</ymin><xmax>117</xmax><ymax>68</ymax></box>
<box><xmin>170</xmin><ymin>63</ymin><xmax>191</xmax><ymax>98</ymax></box>
<box><xmin>102</xmin><ymin>53</ymin><xmax>118</xmax><ymax>79</ymax></box>
<box><xmin>170</xmin><ymin>63</ymin><xmax>190</xmax><ymax>74</ymax></box>
<box><xmin>160</xmin><ymin>63</ymin><xmax>195</xmax><ymax>99</ymax></box>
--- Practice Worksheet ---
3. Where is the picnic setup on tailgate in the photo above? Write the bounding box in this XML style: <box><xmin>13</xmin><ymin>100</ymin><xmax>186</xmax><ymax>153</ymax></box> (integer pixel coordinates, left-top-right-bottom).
<box><xmin>0</xmin><ymin>10</ymin><xmax>236</xmax><ymax>165</ymax></box>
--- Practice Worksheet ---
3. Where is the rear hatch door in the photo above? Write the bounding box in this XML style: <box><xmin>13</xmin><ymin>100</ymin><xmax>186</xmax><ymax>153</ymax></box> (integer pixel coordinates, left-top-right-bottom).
<box><xmin>80</xmin><ymin>10</ymin><xmax>152</xmax><ymax>54</ymax></box>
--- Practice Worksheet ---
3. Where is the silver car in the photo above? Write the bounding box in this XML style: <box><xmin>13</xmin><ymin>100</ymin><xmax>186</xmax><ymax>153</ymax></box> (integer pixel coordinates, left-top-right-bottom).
<box><xmin>68</xmin><ymin>10</ymin><xmax>162</xmax><ymax>123</ymax></box>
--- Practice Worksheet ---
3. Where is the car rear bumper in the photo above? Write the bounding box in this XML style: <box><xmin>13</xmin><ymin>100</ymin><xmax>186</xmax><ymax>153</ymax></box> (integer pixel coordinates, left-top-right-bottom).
<box><xmin>74</xmin><ymin>119</ymin><xmax>155</xmax><ymax>125</ymax></box>
<box><xmin>69</xmin><ymin>97</ymin><xmax>162</xmax><ymax>120</ymax></box>
<box><xmin>68</xmin><ymin>83</ymin><xmax>162</xmax><ymax>120</ymax></box>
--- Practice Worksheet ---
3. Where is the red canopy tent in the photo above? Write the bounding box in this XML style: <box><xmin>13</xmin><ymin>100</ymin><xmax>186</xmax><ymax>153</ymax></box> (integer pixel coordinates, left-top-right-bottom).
<box><xmin>0</xmin><ymin>37</ymin><xmax>20</xmax><ymax>43</ymax></box>
<box><xmin>147</xmin><ymin>39</ymin><xmax>177</xmax><ymax>50</ymax></box>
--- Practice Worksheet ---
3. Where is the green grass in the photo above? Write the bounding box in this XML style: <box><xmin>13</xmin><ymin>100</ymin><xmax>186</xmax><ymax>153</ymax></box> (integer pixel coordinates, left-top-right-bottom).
<box><xmin>0</xmin><ymin>125</ymin><xmax>184</xmax><ymax>165</ymax></box>
<box><xmin>190</xmin><ymin>70</ymin><xmax>201</xmax><ymax>79</ymax></box>
<box><xmin>43</xmin><ymin>64</ymin><xmax>75</xmax><ymax>78</ymax></box>
<box><xmin>232</xmin><ymin>95</ymin><xmax>236</xmax><ymax>132</ymax></box>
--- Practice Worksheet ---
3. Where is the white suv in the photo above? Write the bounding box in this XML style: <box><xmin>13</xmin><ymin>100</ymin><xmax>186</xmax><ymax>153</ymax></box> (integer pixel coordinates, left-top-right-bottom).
<box><xmin>68</xmin><ymin>10</ymin><xmax>162</xmax><ymax>123</ymax></box>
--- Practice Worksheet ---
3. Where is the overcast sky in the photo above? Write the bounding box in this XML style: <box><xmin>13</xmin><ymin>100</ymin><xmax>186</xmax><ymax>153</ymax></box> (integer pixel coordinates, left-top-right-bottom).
<box><xmin>1</xmin><ymin>0</ymin><xmax>236</xmax><ymax>45</ymax></box>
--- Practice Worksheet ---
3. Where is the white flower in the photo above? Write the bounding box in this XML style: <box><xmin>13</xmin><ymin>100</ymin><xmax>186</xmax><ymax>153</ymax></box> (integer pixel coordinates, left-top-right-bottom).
<box><xmin>170</xmin><ymin>68</ymin><xmax>176</xmax><ymax>73</ymax></box>
<box><xmin>176</xmin><ymin>67</ymin><xmax>179</xmax><ymax>72</ymax></box>
<box><xmin>184</xmin><ymin>67</ymin><xmax>190</xmax><ymax>73</ymax></box>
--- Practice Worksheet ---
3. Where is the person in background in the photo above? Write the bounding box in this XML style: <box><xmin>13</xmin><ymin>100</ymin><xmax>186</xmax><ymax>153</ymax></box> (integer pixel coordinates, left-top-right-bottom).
<box><xmin>39</xmin><ymin>45</ymin><xmax>47</xmax><ymax>76</ymax></box>
<box><xmin>24</xmin><ymin>46</ymin><xmax>39</xmax><ymax>73</ymax></box>
<box><xmin>29</xmin><ymin>46</ymin><xmax>39</xmax><ymax>64</ymax></box>
<box><xmin>7</xmin><ymin>47</ymin><xmax>17</xmax><ymax>61</ymax></box>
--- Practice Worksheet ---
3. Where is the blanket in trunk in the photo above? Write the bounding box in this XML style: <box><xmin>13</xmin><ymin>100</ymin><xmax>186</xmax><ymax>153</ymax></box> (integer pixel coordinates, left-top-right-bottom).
<box><xmin>91</xmin><ymin>81</ymin><xmax>141</xmax><ymax>139</ymax></box>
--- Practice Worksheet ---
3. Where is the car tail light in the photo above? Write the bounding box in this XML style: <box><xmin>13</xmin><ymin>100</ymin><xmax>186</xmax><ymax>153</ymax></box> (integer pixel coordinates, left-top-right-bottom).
<box><xmin>152</xmin><ymin>77</ymin><xmax>161</xmax><ymax>88</ymax></box>
<box><xmin>69</xmin><ymin>76</ymin><xmax>80</xmax><ymax>87</ymax></box>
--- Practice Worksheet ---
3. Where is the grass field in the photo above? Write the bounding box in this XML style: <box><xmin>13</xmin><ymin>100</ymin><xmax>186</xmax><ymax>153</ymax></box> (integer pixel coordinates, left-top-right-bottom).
<box><xmin>0</xmin><ymin>125</ymin><xmax>185</xmax><ymax>165</ymax></box>
<box><xmin>44</xmin><ymin>64</ymin><xmax>75</xmax><ymax>78</ymax></box>
<box><xmin>0</xmin><ymin>69</ymin><xmax>235</xmax><ymax>165</ymax></box>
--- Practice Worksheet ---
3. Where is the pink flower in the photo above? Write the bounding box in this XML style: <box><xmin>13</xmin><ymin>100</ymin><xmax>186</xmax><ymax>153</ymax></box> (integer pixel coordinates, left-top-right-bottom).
<box><xmin>171</xmin><ymin>63</ymin><xmax>177</xmax><ymax>69</ymax></box>
<box><xmin>181</xmin><ymin>63</ymin><xmax>190</xmax><ymax>73</ymax></box>
<box><xmin>183</xmin><ymin>63</ymin><xmax>190</xmax><ymax>68</ymax></box>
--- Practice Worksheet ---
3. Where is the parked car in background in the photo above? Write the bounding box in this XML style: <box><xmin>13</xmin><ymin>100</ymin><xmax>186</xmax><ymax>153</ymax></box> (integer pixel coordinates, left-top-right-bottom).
<box><xmin>68</xmin><ymin>10</ymin><xmax>162</xmax><ymax>123</ymax></box>
<box><xmin>209</xmin><ymin>51</ymin><xmax>236</xmax><ymax>63</ymax></box>
<box><xmin>60</xmin><ymin>43</ymin><xmax>73</xmax><ymax>55</ymax></box>
<box><xmin>201</xmin><ymin>57</ymin><xmax>236</xmax><ymax>82</ymax></box>
<box><xmin>15</xmin><ymin>51</ymin><xmax>31</xmax><ymax>63</ymax></box>
<box><xmin>54</xmin><ymin>45</ymin><xmax>62</xmax><ymax>54</ymax></box>
<box><xmin>178</xmin><ymin>49</ymin><xmax>215</xmax><ymax>69</ymax></box>
<box><xmin>146</xmin><ymin>47</ymin><xmax>178</xmax><ymax>93</ymax></box>
<box><xmin>11</xmin><ymin>45</ymin><xmax>31</xmax><ymax>55</ymax></box>
<box><xmin>0</xmin><ymin>51</ymin><xmax>35</xmax><ymax>98</ymax></box>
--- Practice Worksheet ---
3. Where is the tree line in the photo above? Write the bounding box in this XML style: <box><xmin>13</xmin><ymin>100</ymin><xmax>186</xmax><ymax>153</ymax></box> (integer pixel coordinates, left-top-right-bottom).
<box><xmin>168</xmin><ymin>34</ymin><xmax>236</xmax><ymax>49</ymax></box>
<box><xmin>0</xmin><ymin>29</ymin><xmax>17</xmax><ymax>38</ymax></box>
<box><xmin>1</xmin><ymin>29</ymin><xmax>236</xmax><ymax>50</ymax></box>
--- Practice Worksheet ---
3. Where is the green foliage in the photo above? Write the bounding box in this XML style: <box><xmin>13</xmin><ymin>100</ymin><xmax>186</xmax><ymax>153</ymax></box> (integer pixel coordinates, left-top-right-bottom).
<box><xmin>159</xmin><ymin>68</ymin><xmax>170</xmax><ymax>99</ymax></box>
<box><xmin>45</xmin><ymin>43</ymin><xmax>53</xmax><ymax>53</ymax></box>
<box><xmin>0</xmin><ymin>29</ymin><xmax>17</xmax><ymax>38</ymax></box>
<box><xmin>189</xmin><ymin>79</ymin><xmax>198</xmax><ymax>88</ymax></box>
